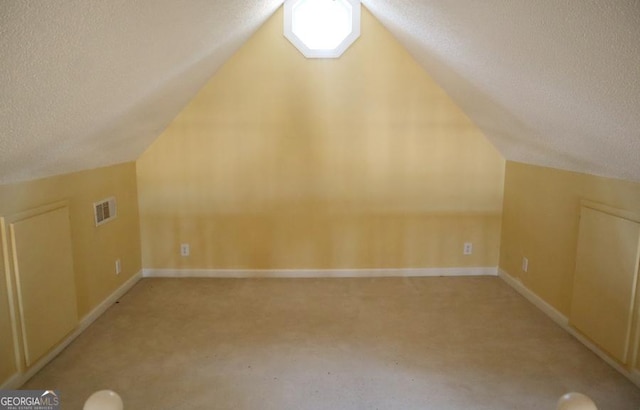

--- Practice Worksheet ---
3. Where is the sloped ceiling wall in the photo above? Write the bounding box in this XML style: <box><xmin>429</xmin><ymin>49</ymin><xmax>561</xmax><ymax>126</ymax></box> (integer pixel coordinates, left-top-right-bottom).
<box><xmin>1</xmin><ymin>1</ymin><xmax>639</xmax><ymax>184</ymax></box>
<box><xmin>364</xmin><ymin>0</ymin><xmax>640</xmax><ymax>182</ymax></box>
<box><xmin>0</xmin><ymin>0</ymin><xmax>282</xmax><ymax>184</ymax></box>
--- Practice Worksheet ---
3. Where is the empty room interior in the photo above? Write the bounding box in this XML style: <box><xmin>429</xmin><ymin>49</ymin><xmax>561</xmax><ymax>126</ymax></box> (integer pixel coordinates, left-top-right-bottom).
<box><xmin>1</xmin><ymin>1</ymin><xmax>640</xmax><ymax>409</ymax></box>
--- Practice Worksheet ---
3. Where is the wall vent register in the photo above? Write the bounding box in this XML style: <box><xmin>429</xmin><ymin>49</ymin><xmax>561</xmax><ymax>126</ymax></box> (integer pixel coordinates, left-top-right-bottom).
<box><xmin>93</xmin><ymin>197</ymin><xmax>117</xmax><ymax>226</ymax></box>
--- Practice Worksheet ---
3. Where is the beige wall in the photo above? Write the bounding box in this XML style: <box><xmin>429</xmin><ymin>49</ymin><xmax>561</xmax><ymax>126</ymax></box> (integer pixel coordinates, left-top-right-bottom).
<box><xmin>500</xmin><ymin>161</ymin><xmax>640</xmax><ymax>315</ymax></box>
<box><xmin>0</xmin><ymin>162</ymin><xmax>141</xmax><ymax>383</ymax></box>
<box><xmin>137</xmin><ymin>7</ymin><xmax>505</xmax><ymax>270</ymax></box>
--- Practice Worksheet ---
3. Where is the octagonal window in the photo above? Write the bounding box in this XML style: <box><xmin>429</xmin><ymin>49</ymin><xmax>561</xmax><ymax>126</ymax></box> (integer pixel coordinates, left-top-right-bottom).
<box><xmin>284</xmin><ymin>0</ymin><xmax>361</xmax><ymax>59</ymax></box>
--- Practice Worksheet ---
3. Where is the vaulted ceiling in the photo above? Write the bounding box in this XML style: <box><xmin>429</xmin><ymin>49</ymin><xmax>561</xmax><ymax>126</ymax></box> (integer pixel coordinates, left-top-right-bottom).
<box><xmin>1</xmin><ymin>1</ymin><xmax>639</xmax><ymax>184</ymax></box>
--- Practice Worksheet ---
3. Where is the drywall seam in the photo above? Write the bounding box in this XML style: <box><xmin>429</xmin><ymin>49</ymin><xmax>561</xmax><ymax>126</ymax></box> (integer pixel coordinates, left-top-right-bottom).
<box><xmin>142</xmin><ymin>267</ymin><xmax>498</xmax><ymax>278</ymax></box>
<box><xmin>0</xmin><ymin>270</ymin><xmax>142</xmax><ymax>390</ymax></box>
<box><xmin>498</xmin><ymin>269</ymin><xmax>640</xmax><ymax>388</ymax></box>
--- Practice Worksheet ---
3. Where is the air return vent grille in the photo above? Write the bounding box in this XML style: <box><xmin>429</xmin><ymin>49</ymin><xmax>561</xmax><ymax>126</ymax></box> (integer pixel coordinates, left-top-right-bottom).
<box><xmin>93</xmin><ymin>197</ymin><xmax>117</xmax><ymax>226</ymax></box>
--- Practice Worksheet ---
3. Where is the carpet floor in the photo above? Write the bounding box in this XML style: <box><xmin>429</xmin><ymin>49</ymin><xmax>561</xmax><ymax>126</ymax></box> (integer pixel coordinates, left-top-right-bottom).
<box><xmin>22</xmin><ymin>277</ymin><xmax>640</xmax><ymax>409</ymax></box>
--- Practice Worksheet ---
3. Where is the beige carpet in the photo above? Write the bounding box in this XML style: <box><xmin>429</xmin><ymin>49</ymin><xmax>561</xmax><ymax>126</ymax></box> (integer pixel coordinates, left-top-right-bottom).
<box><xmin>23</xmin><ymin>277</ymin><xmax>640</xmax><ymax>409</ymax></box>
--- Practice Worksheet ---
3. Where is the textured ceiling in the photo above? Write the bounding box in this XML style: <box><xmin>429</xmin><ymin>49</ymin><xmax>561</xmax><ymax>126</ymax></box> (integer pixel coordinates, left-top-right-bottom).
<box><xmin>0</xmin><ymin>0</ymin><xmax>282</xmax><ymax>184</ymax></box>
<box><xmin>1</xmin><ymin>1</ymin><xmax>639</xmax><ymax>184</ymax></box>
<box><xmin>363</xmin><ymin>0</ymin><xmax>640</xmax><ymax>182</ymax></box>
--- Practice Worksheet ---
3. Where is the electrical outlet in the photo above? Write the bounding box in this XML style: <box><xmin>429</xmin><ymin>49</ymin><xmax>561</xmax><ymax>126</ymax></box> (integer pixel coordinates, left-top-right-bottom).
<box><xmin>115</xmin><ymin>258</ymin><xmax>122</xmax><ymax>275</ymax></box>
<box><xmin>181</xmin><ymin>243</ymin><xmax>190</xmax><ymax>257</ymax></box>
<box><xmin>463</xmin><ymin>242</ymin><xmax>473</xmax><ymax>255</ymax></box>
<box><xmin>522</xmin><ymin>257</ymin><xmax>529</xmax><ymax>272</ymax></box>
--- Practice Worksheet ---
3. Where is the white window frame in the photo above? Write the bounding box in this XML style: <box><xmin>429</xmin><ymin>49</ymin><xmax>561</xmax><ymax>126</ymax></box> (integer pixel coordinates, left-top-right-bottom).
<box><xmin>284</xmin><ymin>0</ymin><xmax>361</xmax><ymax>59</ymax></box>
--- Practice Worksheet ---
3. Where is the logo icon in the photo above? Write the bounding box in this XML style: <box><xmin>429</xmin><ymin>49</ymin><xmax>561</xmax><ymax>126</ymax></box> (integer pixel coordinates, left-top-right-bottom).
<box><xmin>0</xmin><ymin>390</ymin><xmax>60</xmax><ymax>409</ymax></box>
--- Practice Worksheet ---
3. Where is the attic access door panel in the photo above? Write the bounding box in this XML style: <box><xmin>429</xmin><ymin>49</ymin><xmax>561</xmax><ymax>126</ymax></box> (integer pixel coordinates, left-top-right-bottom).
<box><xmin>570</xmin><ymin>204</ymin><xmax>640</xmax><ymax>364</ymax></box>
<box><xmin>9</xmin><ymin>203</ymin><xmax>78</xmax><ymax>367</ymax></box>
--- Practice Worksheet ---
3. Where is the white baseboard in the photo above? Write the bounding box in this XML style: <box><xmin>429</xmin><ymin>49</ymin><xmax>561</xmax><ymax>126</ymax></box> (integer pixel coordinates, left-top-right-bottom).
<box><xmin>497</xmin><ymin>269</ymin><xmax>568</xmax><ymax>327</ymax></box>
<box><xmin>0</xmin><ymin>270</ymin><xmax>142</xmax><ymax>390</ymax></box>
<box><xmin>78</xmin><ymin>270</ymin><xmax>142</xmax><ymax>332</ymax></box>
<box><xmin>0</xmin><ymin>373</ymin><xmax>21</xmax><ymax>392</ymax></box>
<box><xmin>498</xmin><ymin>269</ymin><xmax>640</xmax><ymax>388</ymax></box>
<box><xmin>143</xmin><ymin>266</ymin><xmax>498</xmax><ymax>279</ymax></box>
